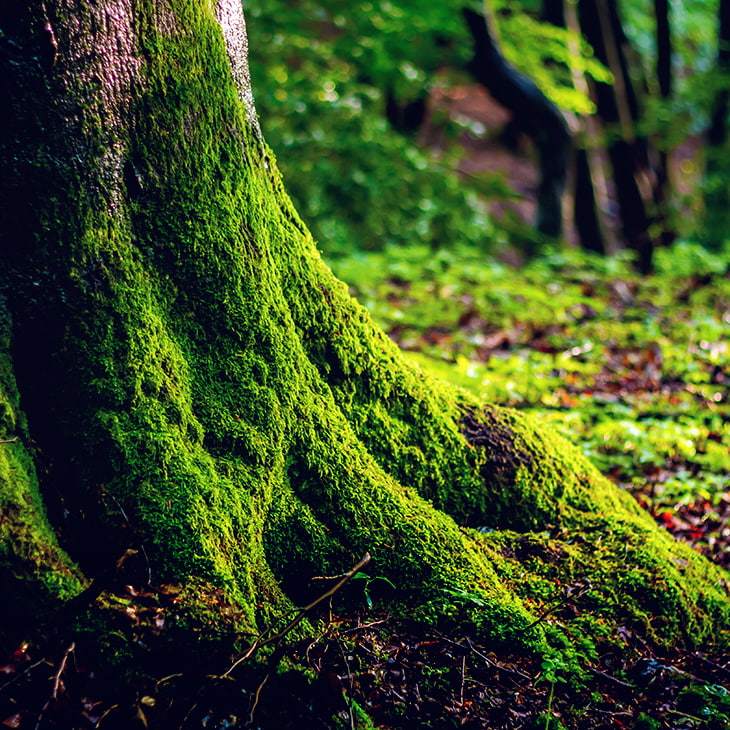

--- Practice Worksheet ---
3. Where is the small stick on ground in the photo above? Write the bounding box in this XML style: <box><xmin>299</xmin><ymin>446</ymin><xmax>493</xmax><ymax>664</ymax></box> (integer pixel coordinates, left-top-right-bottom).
<box><xmin>34</xmin><ymin>642</ymin><xmax>75</xmax><ymax>730</ymax></box>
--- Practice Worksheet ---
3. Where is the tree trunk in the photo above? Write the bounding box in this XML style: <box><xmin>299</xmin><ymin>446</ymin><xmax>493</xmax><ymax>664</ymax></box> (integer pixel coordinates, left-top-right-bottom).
<box><xmin>463</xmin><ymin>7</ymin><xmax>571</xmax><ymax>242</ymax></box>
<box><xmin>578</xmin><ymin>0</ymin><xmax>662</xmax><ymax>272</ymax></box>
<box><xmin>704</xmin><ymin>0</ymin><xmax>730</xmax><ymax>250</ymax></box>
<box><xmin>556</xmin><ymin>0</ymin><xmax>619</xmax><ymax>255</ymax></box>
<box><xmin>0</xmin><ymin>0</ymin><xmax>728</xmax><ymax>687</ymax></box>
<box><xmin>655</xmin><ymin>0</ymin><xmax>672</xmax><ymax>101</ymax></box>
<box><xmin>654</xmin><ymin>0</ymin><xmax>675</xmax><ymax>248</ymax></box>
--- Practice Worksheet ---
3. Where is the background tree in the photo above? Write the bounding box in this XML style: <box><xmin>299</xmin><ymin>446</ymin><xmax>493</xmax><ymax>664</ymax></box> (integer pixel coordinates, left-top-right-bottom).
<box><xmin>243</xmin><ymin>0</ymin><xmax>609</xmax><ymax>256</ymax></box>
<box><xmin>543</xmin><ymin>0</ymin><xmax>619</xmax><ymax>255</ymax></box>
<box><xmin>244</xmin><ymin>1</ymin><xmax>729</xmax><ymax>268</ymax></box>
<box><xmin>576</xmin><ymin>0</ymin><xmax>663</xmax><ymax>273</ymax></box>
<box><xmin>704</xmin><ymin>0</ymin><xmax>730</xmax><ymax>250</ymax></box>
<box><xmin>462</xmin><ymin>6</ymin><xmax>571</xmax><ymax>241</ymax></box>
<box><xmin>655</xmin><ymin>0</ymin><xmax>672</xmax><ymax>222</ymax></box>
<box><xmin>0</xmin><ymin>1</ymin><xmax>728</xmax><ymax>724</ymax></box>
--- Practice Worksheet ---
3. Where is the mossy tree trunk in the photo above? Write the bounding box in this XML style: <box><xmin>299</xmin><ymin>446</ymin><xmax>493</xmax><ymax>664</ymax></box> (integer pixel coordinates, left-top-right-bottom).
<box><xmin>0</xmin><ymin>0</ymin><xmax>728</xmax><ymax>667</ymax></box>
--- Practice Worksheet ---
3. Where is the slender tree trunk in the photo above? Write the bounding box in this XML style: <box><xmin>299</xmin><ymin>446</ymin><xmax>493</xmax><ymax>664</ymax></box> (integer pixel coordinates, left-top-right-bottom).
<box><xmin>655</xmin><ymin>0</ymin><xmax>672</xmax><ymax>100</ymax></box>
<box><xmin>0</xmin><ymin>0</ymin><xmax>728</xmax><ymax>690</ymax></box>
<box><xmin>654</xmin><ymin>0</ymin><xmax>675</xmax><ymax>248</ymax></box>
<box><xmin>704</xmin><ymin>0</ymin><xmax>730</xmax><ymax>250</ymax></box>
<box><xmin>559</xmin><ymin>0</ymin><xmax>618</xmax><ymax>254</ymax></box>
<box><xmin>463</xmin><ymin>7</ymin><xmax>571</xmax><ymax>243</ymax></box>
<box><xmin>578</xmin><ymin>0</ymin><xmax>663</xmax><ymax>272</ymax></box>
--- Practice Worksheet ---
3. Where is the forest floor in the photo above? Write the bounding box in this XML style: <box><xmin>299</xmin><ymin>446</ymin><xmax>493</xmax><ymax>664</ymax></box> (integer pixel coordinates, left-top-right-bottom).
<box><xmin>2</xmin><ymin>577</ymin><xmax>729</xmax><ymax>729</ymax></box>
<box><xmin>336</xmin><ymin>84</ymin><xmax>730</xmax><ymax>574</ymax></box>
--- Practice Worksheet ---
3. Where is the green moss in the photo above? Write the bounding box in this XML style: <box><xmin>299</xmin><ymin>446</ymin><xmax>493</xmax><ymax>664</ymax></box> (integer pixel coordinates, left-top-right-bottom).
<box><xmin>0</xmin><ymin>305</ymin><xmax>85</xmax><ymax>632</ymax></box>
<box><xmin>0</xmin><ymin>0</ymin><xmax>727</xmax><ymax>667</ymax></box>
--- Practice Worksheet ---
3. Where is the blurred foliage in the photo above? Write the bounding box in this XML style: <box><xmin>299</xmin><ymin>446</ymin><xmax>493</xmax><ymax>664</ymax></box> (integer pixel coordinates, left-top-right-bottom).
<box><xmin>243</xmin><ymin>0</ymin><xmax>608</xmax><ymax>256</ymax></box>
<box><xmin>620</xmin><ymin>0</ymin><xmax>719</xmax><ymax>118</ymax></box>
<box><xmin>244</xmin><ymin>0</ymin><xmax>482</xmax><ymax>255</ymax></box>
<box><xmin>619</xmin><ymin>0</ymin><xmax>723</xmax><ymax>159</ymax></box>
<box><xmin>496</xmin><ymin>3</ymin><xmax>612</xmax><ymax>114</ymax></box>
<box><xmin>244</xmin><ymin>0</ymin><xmax>730</xmax><ymax>257</ymax></box>
<box><xmin>619</xmin><ymin>0</ymin><xmax>730</xmax><ymax>247</ymax></box>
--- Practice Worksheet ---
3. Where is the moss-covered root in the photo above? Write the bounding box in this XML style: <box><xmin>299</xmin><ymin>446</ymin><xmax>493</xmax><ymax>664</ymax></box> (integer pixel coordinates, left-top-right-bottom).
<box><xmin>465</xmin><ymin>406</ymin><xmax>730</xmax><ymax>651</ymax></box>
<box><xmin>0</xmin><ymin>0</ymin><xmax>728</xmax><ymax>665</ymax></box>
<box><xmin>0</xmin><ymin>310</ymin><xmax>84</xmax><ymax>631</ymax></box>
<box><xmin>279</xmin><ymin>243</ymin><xmax>730</xmax><ymax>652</ymax></box>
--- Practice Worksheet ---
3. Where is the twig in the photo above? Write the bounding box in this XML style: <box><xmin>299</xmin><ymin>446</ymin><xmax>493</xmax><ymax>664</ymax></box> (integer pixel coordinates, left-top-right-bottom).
<box><xmin>51</xmin><ymin>642</ymin><xmax>74</xmax><ymax>699</ymax></box>
<box><xmin>178</xmin><ymin>702</ymin><xmax>198</xmax><ymax>730</ymax></box>
<box><xmin>107</xmin><ymin>494</ymin><xmax>152</xmax><ymax>584</ymax></box>
<box><xmin>459</xmin><ymin>655</ymin><xmax>466</xmax><ymax>706</ymax></box>
<box><xmin>587</xmin><ymin>666</ymin><xmax>634</xmax><ymax>689</ymax></box>
<box><xmin>305</xmin><ymin>623</ymin><xmax>334</xmax><ymax>671</ymax></box>
<box><xmin>139</xmin><ymin>544</ymin><xmax>153</xmax><ymax>585</ymax></box>
<box><xmin>0</xmin><ymin>437</ymin><xmax>18</xmax><ymax>444</ymax></box>
<box><xmin>155</xmin><ymin>672</ymin><xmax>184</xmax><ymax>689</ymax></box>
<box><xmin>247</xmin><ymin>673</ymin><xmax>269</xmax><ymax>727</ymax></box>
<box><xmin>94</xmin><ymin>703</ymin><xmax>120</xmax><ymax>727</ymax></box>
<box><xmin>35</xmin><ymin>642</ymin><xmax>75</xmax><ymax>729</ymax></box>
<box><xmin>0</xmin><ymin>658</ymin><xmax>48</xmax><ymax>693</ymax></box>
<box><xmin>342</xmin><ymin>617</ymin><xmax>389</xmax><ymax>633</ymax></box>
<box><xmin>224</xmin><ymin>553</ymin><xmax>371</xmax><ymax>677</ymax></box>
<box><xmin>667</xmin><ymin>709</ymin><xmax>705</xmax><ymax>722</ymax></box>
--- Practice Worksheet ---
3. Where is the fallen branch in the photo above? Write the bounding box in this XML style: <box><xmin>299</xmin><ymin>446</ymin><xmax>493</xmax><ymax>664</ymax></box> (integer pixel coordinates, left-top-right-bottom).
<box><xmin>247</xmin><ymin>673</ymin><xmax>269</xmax><ymax>727</ymax></box>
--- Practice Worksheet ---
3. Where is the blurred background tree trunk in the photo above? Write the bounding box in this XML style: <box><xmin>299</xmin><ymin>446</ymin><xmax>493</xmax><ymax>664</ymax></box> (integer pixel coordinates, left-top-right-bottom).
<box><xmin>704</xmin><ymin>0</ymin><xmax>730</xmax><ymax>251</ymax></box>
<box><xmin>463</xmin><ymin>7</ymin><xmax>571</xmax><ymax>244</ymax></box>
<box><xmin>578</xmin><ymin>0</ymin><xmax>666</xmax><ymax>272</ymax></box>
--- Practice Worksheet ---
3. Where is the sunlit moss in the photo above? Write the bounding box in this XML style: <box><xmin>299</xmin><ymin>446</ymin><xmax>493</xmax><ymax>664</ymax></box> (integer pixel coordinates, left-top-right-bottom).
<box><xmin>0</xmin><ymin>0</ymin><xmax>727</xmax><ymax>664</ymax></box>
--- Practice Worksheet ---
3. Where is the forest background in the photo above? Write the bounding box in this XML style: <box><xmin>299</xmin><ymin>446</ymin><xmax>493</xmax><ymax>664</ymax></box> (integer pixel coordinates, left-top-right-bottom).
<box><xmin>245</xmin><ymin>0</ymin><xmax>730</xmax><ymax>572</ymax></box>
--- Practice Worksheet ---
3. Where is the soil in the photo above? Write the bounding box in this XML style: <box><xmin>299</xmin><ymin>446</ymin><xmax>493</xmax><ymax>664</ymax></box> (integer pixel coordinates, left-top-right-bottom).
<box><xmin>2</xmin><ymin>582</ymin><xmax>728</xmax><ymax>729</ymax></box>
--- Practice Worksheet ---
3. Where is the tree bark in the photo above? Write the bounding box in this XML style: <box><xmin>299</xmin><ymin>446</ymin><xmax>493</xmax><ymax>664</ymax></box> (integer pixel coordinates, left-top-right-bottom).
<box><xmin>654</xmin><ymin>0</ymin><xmax>675</xmax><ymax>248</ymax></box>
<box><xmin>462</xmin><ymin>7</ymin><xmax>571</xmax><ymax>241</ymax></box>
<box><xmin>555</xmin><ymin>0</ymin><xmax>619</xmax><ymax>255</ymax></box>
<box><xmin>704</xmin><ymin>0</ymin><xmax>730</xmax><ymax>250</ymax></box>
<box><xmin>578</xmin><ymin>0</ymin><xmax>663</xmax><ymax>272</ymax></box>
<box><xmin>655</xmin><ymin>0</ymin><xmax>672</xmax><ymax>101</ymax></box>
<box><xmin>0</xmin><ymin>0</ymin><xmax>728</xmax><ymax>682</ymax></box>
